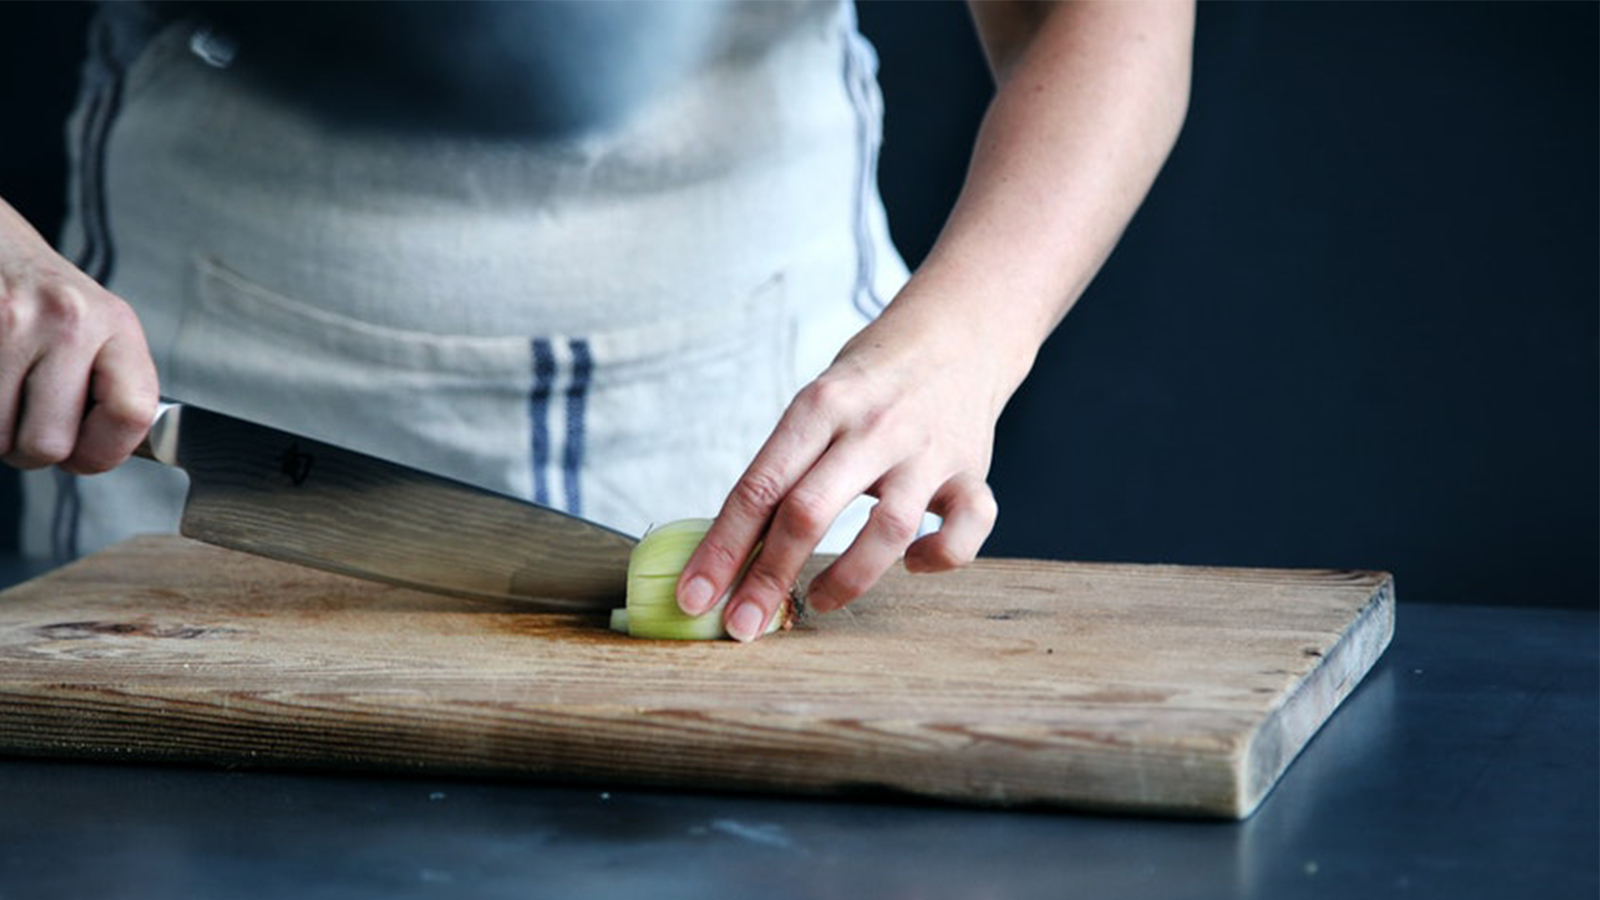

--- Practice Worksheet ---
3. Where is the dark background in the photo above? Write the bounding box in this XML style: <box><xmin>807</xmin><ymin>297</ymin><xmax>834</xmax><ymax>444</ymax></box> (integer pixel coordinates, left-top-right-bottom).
<box><xmin>1</xmin><ymin>2</ymin><xmax>1594</xmax><ymax>609</ymax></box>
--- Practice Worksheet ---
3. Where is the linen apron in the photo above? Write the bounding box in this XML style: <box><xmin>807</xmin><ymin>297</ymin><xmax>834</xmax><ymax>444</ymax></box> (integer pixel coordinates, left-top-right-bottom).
<box><xmin>22</xmin><ymin>0</ymin><xmax>910</xmax><ymax>560</ymax></box>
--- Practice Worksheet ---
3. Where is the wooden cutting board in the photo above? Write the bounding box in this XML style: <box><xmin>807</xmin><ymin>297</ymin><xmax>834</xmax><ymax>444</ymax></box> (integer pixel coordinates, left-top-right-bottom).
<box><xmin>0</xmin><ymin>535</ymin><xmax>1392</xmax><ymax>818</ymax></box>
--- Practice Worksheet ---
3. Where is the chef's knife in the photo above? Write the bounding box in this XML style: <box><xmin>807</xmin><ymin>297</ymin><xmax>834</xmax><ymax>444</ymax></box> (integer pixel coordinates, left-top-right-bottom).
<box><xmin>134</xmin><ymin>401</ymin><xmax>636</xmax><ymax>610</ymax></box>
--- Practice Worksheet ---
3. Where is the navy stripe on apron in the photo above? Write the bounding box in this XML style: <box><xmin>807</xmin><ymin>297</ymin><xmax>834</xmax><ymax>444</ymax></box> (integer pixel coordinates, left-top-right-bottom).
<box><xmin>529</xmin><ymin>338</ymin><xmax>556</xmax><ymax>507</ymax></box>
<box><xmin>562</xmin><ymin>339</ymin><xmax>592</xmax><ymax>516</ymax></box>
<box><xmin>78</xmin><ymin>17</ymin><xmax>124</xmax><ymax>285</ymax></box>
<box><xmin>841</xmin><ymin>14</ymin><xmax>885</xmax><ymax>321</ymax></box>
<box><xmin>529</xmin><ymin>337</ymin><xmax>592</xmax><ymax>516</ymax></box>
<box><xmin>52</xmin><ymin>15</ymin><xmax>129</xmax><ymax>562</ymax></box>
<box><xmin>74</xmin><ymin>87</ymin><xmax>111</xmax><ymax>281</ymax></box>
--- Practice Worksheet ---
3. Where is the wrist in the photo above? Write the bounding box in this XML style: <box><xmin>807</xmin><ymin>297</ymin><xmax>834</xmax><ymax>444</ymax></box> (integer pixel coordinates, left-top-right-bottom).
<box><xmin>846</xmin><ymin>268</ymin><xmax>1046</xmax><ymax>419</ymax></box>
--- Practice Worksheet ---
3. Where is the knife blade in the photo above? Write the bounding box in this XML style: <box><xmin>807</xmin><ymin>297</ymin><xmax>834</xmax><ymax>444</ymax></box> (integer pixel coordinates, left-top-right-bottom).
<box><xmin>134</xmin><ymin>401</ymin><xmax>636</xmax><ymax>610</ymax></box>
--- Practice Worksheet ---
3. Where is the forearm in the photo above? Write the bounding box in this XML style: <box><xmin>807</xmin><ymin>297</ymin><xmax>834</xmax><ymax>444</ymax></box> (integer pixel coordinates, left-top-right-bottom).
<box><xmin>887</xmin><ymin>0</ymin><xmax>1194</xmax><ymax>386</ymax></box>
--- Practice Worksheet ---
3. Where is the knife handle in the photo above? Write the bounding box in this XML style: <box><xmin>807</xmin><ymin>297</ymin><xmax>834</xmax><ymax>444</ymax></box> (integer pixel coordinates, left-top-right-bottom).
<box><xmin>133</xmin><ymin>401</ymin><xmax>183</xmax><ymax>466</ymax></box>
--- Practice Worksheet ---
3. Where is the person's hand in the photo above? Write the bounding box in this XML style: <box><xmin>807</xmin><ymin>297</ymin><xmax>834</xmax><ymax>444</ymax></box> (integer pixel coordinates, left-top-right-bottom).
<box><xmin>0</xmin><ymin>199</ymin><xmax>159</xmax><ymax>473</ymax></box>
<box><xmin>675</xmin><ymin>289</ymin><xmax>1027</xmax><ymax>641</ymax></box>
<box><xmin>676</xmin><ymin>0</ymin><xmax>1192</xmax><ymax>641</ymax></box>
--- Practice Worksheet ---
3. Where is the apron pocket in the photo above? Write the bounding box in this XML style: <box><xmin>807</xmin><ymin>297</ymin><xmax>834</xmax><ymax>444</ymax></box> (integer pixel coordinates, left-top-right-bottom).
<box><xmin>171</xmin><ymin>254</ymin><xmax>537</xmax><ymax>498</ymax></box>
<box><xmin>171</xmin><ymin>256</ymin><xmax>795</xmax><ymax>533</ymax></box>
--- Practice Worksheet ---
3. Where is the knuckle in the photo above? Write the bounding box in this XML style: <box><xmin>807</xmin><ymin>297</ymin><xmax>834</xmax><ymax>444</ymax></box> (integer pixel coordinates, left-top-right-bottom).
<box><xmin>695</xmin><ymin>537</ymin><xmax>747</xmax><ymax>576</ymax></box>
<box><xmin>0</xmin><ymin>293</ymin><xmax>27</xmax><ymax>336</ymax></box>
<box><xmin>869</xmin><ymin>502</ymin><xmax>922</xmax><ymax>546</ymax></box>
<box><xmin>40</xmin><ymin>286</ymin><xmax>90</xmax><ymax>339</ymax></box>
<box><xmin>730</xmin><ymin>469</ymin><xmax>788</xmax><ymax>518</ymax></box>
<box><xmin>795</xmin><ymin>375</ymin><xmax>854</xmax><ymax>420</ymax></box>
<box><xmin>103</xmin><ymin>293</ymin><xmax>138</xmax><ymax>325</ymax></box>
<box><xmin>36</xmin><ymin>284</ymin><xmax>133</xmax><ymax>348</ymax></box>
<box><xmin>738</xmin><ymin>561</ymin><xmax>795</xmax><ymax>605</ymax></box>
<box><xmin>103</xmin><ymin>299</ymin><xmax>150</xmax><ymax>345</ymax></box>
<box><xmin>775</xmin><ymin>488</ymin><xmax>833</xmax><ymax>541</ymax></box>
<box><xmin>99</xmin><ymin>393</ymin><xmax>158</xmax><ymax>435</ymax></box>
<box><xmin>852</xmin><ymin>404</ymin><xmax>890</xmax><ymax>439</ymax></box>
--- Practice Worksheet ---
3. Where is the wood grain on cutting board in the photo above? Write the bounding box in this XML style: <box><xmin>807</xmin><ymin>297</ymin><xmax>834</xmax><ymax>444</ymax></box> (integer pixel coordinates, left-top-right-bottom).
<box><xmin>0</xmin><ymin>536</ymin><xmax>1393</xmax><ymax>818</ymax></box>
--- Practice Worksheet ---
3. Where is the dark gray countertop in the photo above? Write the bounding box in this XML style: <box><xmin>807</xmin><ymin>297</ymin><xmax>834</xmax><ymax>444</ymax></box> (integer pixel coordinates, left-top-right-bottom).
<box><xmin>0</xmin><ymin>555</ymin><xmax>1594</xmax><ymax>900</ymax></box>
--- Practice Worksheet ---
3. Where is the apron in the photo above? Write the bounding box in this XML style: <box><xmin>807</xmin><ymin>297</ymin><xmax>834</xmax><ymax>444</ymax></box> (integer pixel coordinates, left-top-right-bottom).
<box><xmin>22</xmin><ymin>0</ymin><xmax>909</xmax><ymax>560</ymax></box>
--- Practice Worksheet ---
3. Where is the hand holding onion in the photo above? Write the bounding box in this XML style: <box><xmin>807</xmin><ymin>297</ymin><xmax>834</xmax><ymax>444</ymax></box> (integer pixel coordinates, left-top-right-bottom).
<box><xmin>661</xmin><ymin>291</ymin><xmax>1020</xmax><ymax>642</ymax></box>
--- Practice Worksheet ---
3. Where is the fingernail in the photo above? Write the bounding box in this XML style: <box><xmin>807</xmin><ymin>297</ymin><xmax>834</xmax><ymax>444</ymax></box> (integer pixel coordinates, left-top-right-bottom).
<box><xmin>725</xmin><ymin>602</ymin><xmax>766</xmax><ymax>643</ymax></box>
<box><xmin>806</xmin><ymin>584</ymin><xmax>835</xmax><ymax>614</ymax></box>
<box><xmin>679</xmin><ymin>575</ymin><xmax>715</xmax><ymax>614</ymax></box>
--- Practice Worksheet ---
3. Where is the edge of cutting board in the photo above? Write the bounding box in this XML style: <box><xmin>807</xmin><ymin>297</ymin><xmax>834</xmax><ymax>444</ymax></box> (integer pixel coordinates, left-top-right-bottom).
<box><xmin>1238</xmin><ymin>573</ymin><xmax>1394</xmax><ymax>815</ymax></box>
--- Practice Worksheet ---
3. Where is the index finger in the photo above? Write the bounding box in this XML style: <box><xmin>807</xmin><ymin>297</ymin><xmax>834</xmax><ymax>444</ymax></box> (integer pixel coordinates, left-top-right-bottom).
<box><xmin>62</xmin><ymin>332</ymin><xmax>160</xmax><ymax>474</ymax></box>
<box><xmin>676</xmin><ymin>405</ymin><xmax>834</xmax><ymax>616</ymax></box>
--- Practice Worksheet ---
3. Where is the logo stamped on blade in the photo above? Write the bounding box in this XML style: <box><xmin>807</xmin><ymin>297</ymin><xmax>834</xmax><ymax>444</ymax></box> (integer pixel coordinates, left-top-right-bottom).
<box><xmin>280</xmin><ymin>442</ymin><xmax>315</xmax><ymax>486</ymax></box>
